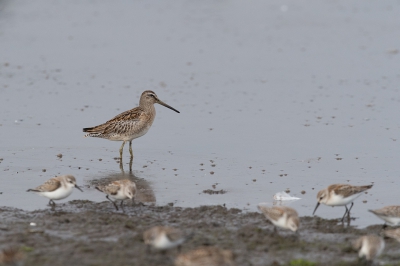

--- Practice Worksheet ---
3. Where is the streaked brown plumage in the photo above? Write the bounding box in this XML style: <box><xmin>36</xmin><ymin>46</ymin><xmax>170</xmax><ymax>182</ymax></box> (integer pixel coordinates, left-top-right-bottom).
<box><xmin>313</xmin><ymin>184</ymin><xmax>373</xmax><ymax>222</ymax></box>
<box><xmin>95</xmin><ymin>179</ymin><xmax>136</xmax><ymax>211</ymax></box>
<box><xmin>175</xmin><ymin>246</ymin><xmax>235</xmax><ymax>266</ymax></box>
<box><xmin>369</xmin><ymin>206</ymin><xmax>400</xmax><ymax>227</ymax></box>
<box><xmin>83</xmin><ymin>90</ymin><xmax>180</xmax><ymax>159</ymax></box>
<box><xmin>26</xmin><ymin>175</ymin><xmax>83</xmax><ymax>207</ymax></box>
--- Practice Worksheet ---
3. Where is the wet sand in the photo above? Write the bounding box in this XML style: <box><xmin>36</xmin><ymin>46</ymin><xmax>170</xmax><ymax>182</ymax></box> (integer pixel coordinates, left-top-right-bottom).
<box><xmin>0</xmin><ymin>202</ymin><xmax>399</xmax><ymax>266</ymax></box>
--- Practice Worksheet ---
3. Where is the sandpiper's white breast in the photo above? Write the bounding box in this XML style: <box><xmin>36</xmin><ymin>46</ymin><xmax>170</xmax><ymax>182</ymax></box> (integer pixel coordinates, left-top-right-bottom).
<box><xmin>154</xmin><ymin>234</ymin><xmax>183</xmax><ymax>250</ymax></box>
<box><xmin>38</xmin><ymin>187</ymin><xmax>73</xmax><ymax>200</ymax></box>
<box><xmin>327</xmin><ymin>192</ymin><xmax>361</xmax><ymax>206</ymax></box>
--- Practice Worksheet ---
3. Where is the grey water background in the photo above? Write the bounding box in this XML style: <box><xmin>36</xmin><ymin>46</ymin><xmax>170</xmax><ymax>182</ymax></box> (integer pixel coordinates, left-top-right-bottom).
<box><xmin>1</xmin><ymin>0</ymin><xmax>400</xmax><ymax>227</ymax></box>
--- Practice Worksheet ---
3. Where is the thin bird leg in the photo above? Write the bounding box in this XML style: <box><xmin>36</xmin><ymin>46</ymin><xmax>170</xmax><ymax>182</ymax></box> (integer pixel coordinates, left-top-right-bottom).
<box><xmin>129</xmin><ymin>157</ymin><xmax>133</xmax><ymax>173</ymax></box>
<box><xmin>49</xmin><ymin>199</ymin><xmax>56</xmax><ymax>206</ymax></box>
<box><xmin>273</xmin><ymin>226</ymin><xmax>278</xmax><ymax>234</ymax></box>
<box><xmin>106</xmin><ymin>195</ymin><xmax>119</xmax><ymax>210</ymax></box>
<box><xmin>129</xmin><ymin>141</ymin><xmax>133</xmax><ymax>158</ymax></box>
<box><xmin>119</xmin><ymin>141</ymin><xmax>126</xmax><ymax>159</ymax></box>
<box><xmin>120</xmin><ymin>200</ymin><xmax>126</xmax><ymax>213</ymax></box>
<box><xmin>341</xmin><ymin>205</ymin><xmax>349</xmax><ymax>222</ymax></box>
<box><xmin>347</xmin><ymin>202</ymin><xmax>354</xmax><ymax>216</ymax></box>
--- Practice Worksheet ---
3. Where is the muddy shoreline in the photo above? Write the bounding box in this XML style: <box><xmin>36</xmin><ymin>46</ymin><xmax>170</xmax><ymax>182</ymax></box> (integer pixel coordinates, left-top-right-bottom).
<box><xmin>0</xmin><ymin>202</ymin><xmax>399</xmax><ymax>266</ymax></box>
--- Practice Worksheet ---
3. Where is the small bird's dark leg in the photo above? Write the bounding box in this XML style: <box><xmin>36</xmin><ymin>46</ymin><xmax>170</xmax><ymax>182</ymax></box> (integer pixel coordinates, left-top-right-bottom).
<box><xmin>347</xmin><ymin>202</ymin><xmax>354</xmax><ymax>216</ymax></box>
<box><xmin>341</xmin><ymin>205</ymin><xmax>350</xmax><ymax>222</ymax></box>
<box><xmin>129</xmin><ymin>157</ymin><xmax>133</xmax><ymax>173</ymax></box>
<box><xmin>129</xmin><ymin>141</ymin><xmax>133</xmax><ymax>158</ymax></box>
<box><xmin>106</xmin><ymin>195</ymin><xmax>119</xmax><ymax>210</ymax></box>
<box><xmin>119</xmin><ymin>141</ymin><xmax>126</xmax><ymax>159</ymax></box>
<box><xmin>273</xmin><ymin>226</ymin><xmax>278</xmax><ymax>234</ymax></box>
<box><xmin>48</xmin><ymin>199</ymin><xmax>56</xmax><ymax>206</ymax></box>
<box><xmin>120</xmin><ymin>200</ymin><xmax>125</xmax><ymax>212</ymax></box>
<box><xmin>49</xmin><ymin>200</ymin><xmax>56</xmax><ymax>211</ymax></box>
<box><xmin>382</xmin><ymin>223</ymin><xmax>387</xmax><ymax>229</ymax></box>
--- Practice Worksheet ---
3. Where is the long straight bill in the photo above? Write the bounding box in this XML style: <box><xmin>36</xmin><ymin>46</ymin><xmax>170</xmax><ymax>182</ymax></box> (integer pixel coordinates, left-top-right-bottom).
<box><xmin>313</xmin><ymin>202</ymin><xmax>320</xmax><ymax>215</ymax></box>
<box><xmin>157</xmin><ymin>100</ymin><xmax>180</xmax><ymax>113</ymax></box>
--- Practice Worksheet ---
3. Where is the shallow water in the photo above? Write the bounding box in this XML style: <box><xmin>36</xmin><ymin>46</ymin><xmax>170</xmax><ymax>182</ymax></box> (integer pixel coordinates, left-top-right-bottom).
<box><xmin>1</xmin><ymin>0</ymin><xmax>400</xmax><ymax>227</ymax></box>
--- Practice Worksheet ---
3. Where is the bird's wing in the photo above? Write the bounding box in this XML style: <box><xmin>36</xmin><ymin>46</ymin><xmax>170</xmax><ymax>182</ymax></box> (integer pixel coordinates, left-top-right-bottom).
<box><xmin>85</xmin><ymin>107</ymin><xmax>143</xmax><ymax>135</ymax></box>
<box><xmin>259</xmin><ymin>206</ymin><xmax>284</xmax><ymax>220</ymax></box>
<box><xmin>333</xmin><ymin>184</ymin><xmax>371</xmax><ymax>198</ymax></box>
<box><xmin>32</xmin><ymin>178</ymin><xmax>61</xmax><ymax>192</ymax></box>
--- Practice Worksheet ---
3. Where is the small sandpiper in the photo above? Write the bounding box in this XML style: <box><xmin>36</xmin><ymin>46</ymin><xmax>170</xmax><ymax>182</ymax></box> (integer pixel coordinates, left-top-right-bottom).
<box><xmin>175</xmin><ymin>246</ymin><xmax>235</xmax><ymax>266</ymax></box>
<box><xmin>352</xmin><ymin>235</ymin><xmax>385</xmax><ymax>262</ymax></box>
<box><xmin>258</xmin><ymin>205</ymin><xmax>300</xmax><ymax>232</ymax></box>
<box><xmin>27</xmin><ymin>175</ymin><xmax>83</xmax><ymax>207</ymax></box>
<box><xmin>95</xmin><ymin>179</ymin><xmax>136</xmax><ymax>211</ymax></box>
<box><xmin>369</xmin><ymin>206</ymin><xmax>400</xmax><ymax>228</ymax></box>
<box><xmin>313</xmin><ymin>183</ymin><xmax>373</xmax><ymax>221</ymax></box>
<box><xmin>143</xmin><ymin>226</ymin><xmax>192</xmax><ymax>252</ymax></box>
<box><xmin>83</xmin><ymin>90</ymin><xmax>180</xmax><ymax>159</ymax></box>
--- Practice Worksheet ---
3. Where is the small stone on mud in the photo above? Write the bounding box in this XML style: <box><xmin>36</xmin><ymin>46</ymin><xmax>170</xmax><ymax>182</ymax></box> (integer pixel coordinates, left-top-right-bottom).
<box><xmin>253</xmin><ymin>179</ymin><xmax>256</xmax><ymax>182</ymax></box>
<box><xmin>98</xmin><ymin>159</ymin><xmax>102</xmax><ymax>161</ymax></box>
<box><xmin>363</xmin><ymin>200</ymin><xmax>367</xmax><ymax>203</ymax></box>
<box><xmin>210</xmin><ymin>171</ymin><xmax>214</xmax><ymax>175</ymax></box>
<box><xmin>56</xmin><ymin>154</ymin><xmax>62</xmax><ymax>158</ymax></box>
<box><xmin>285</xmin><ymin>189</ymin><xmax>290</xmax><ymax>193</ymax></box>
<box><xmin>301</xmin><ymin>190</ymin><xmax>306</xmax><ymax>194</ymax></box>
<box><xmin>42</xmin><ymin>169</ymin><xmax>46</xmax><ymax>172</ymax></box>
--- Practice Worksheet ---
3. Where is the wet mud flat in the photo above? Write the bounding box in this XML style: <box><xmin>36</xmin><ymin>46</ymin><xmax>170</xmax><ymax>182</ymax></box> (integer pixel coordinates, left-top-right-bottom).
<box><xmin>0</xmin><ymin>203</ymin><xmax>399</xmax><ymax>266</ymax></box>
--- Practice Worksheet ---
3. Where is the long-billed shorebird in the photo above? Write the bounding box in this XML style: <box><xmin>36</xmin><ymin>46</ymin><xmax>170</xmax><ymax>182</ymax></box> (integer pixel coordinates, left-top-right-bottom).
<box><xmin>369</xmin><ymin>205</ymin><xmax>400</xmax><ymax>228</ymax></box>
<box><xmin>83</xmin><ymin>90</ymin><xmax>180</xmax><ymax>159</ymax></box>
<box><xmin>313</xmin><ymin>183</ymin><xmax>373</xmax><ymax>222</ymax></box>
<box><xmin>258</xmin><ymin>205</ymin><xmax>300</xmax><ymax>232</ymax></box>
<box><xmin>27</xmin><ymin>175</ymin><xmax>83</xmax><ymax>207</ymax></box>
<box><xmin>95</xmin><ymin>179</ymin><xmax>136</xmax><ymax>211</ymax></box>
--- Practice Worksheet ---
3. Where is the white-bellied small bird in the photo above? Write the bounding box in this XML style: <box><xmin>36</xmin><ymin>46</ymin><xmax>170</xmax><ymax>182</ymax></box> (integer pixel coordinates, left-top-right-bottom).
<box><xmin>369</xmin><ymin>205</ymin><xmax>400</xmax><ymax>228</ymax></box>
<box><xmin>143</xmin><ymin>226</ymin><xmax>193</xmax><ymax>252</ymax></box>
<box><xmin>175</xmin><ymin>246</ymin><xmax>235</xmax><ymax>266</ymax></box>
<box><xmin>95</xmin><ymin>179</ymin><xmax>136</xmax><ymax>211</ymax></box>
<box><xmin>83</xmin><ymin>90</ymin><xmax>180</xmax><ymax>159</ymax></box>
<box><xmin>27</xmin><ymin>175</ymin><xmax>83</xmax><ymax>207</ymax></box>
<box><xmin>313</xmin><ymin>183</ymin><xmax>373</xmax><ymax>221</ymax></box>
<box><xmin>258</xmin><ymin>205</ymin><xmax>300</xmax><ymax>232</ymax></box>
<box><xmin>352</xmin><ymin>235</ymin><xmax>384</xmax><ymax>262</ymax></box>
